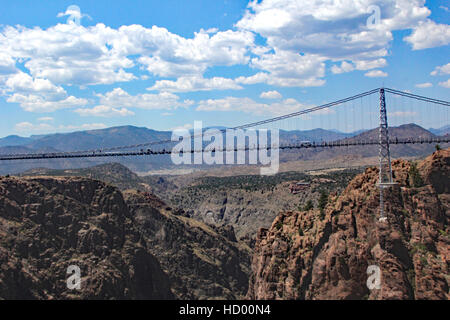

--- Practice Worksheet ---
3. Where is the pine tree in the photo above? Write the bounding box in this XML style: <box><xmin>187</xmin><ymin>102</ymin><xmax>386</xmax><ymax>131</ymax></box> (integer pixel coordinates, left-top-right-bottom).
<box><xmin>318</xmin><ymin>190</ymin><xmax>328</xmax><ymax>211</ymax></box>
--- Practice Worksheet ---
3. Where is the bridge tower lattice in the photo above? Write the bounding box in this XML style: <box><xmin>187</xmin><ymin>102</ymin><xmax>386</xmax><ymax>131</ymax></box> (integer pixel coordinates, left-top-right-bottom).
<box><xmin>378</xmin><ymin>88</ymin><xmax>396</xmax><ymax>222</ymax></box>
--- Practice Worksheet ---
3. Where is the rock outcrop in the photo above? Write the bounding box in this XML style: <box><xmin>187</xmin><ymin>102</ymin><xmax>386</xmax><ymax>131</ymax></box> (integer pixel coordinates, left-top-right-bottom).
<box><xmin>0</xmin><ymin>176</ymin><xmax>173</xmax><ymax>299</ymax></box>
<box><xmin>247</xmin><ymin>149</ymin><xmax>449</xmax><ymax>300</ymax></box>
<box><xmin>125</xmin><ymin>190</ymin><xmax>251</xmax><ymax>300</ymax></box>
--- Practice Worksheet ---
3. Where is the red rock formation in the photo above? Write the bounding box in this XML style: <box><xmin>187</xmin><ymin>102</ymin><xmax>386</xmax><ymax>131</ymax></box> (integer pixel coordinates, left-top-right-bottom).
<box><xmin>0</xmin><ymin>177</ymin><xmax>173</xmax><ymax>299</ymax></box>
<box><xmin>247</xmin><ymin>149</ymin><xmax>449</xmax><ymax>300</ymax></box>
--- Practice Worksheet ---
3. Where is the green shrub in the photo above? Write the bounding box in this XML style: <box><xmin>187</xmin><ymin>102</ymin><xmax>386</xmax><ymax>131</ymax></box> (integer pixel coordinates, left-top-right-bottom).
<box><xmin>318</xmin><ymin>190</ymin><xmax>328</xmax><ymax>218</ymax></box>
<box><xmin>275</xmin><ymin>221</ymin><xmax>283</xmax><ymax>230</ymax></box>
<box><xmin>303</xmin><ymin>200</ymin><xmax>314</xmax><ymax>211</ymax></box>
<box><xmin>409</xmin><ymin>162</ymin><xmax>423</xmax><ymax>188</ymax></box>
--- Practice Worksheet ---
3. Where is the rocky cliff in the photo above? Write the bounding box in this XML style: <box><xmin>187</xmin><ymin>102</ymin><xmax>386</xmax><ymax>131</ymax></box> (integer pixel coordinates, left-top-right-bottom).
<box><xmin>0</xmin><ymin>176</ymin><xmax>173</xmax><ymax>299</ymax></box>
<box><xmin>125</xmin><ymin>190</ymin><xmax>251</xmax><ymax>300</ymax></box>
<box><xmin>0</xmin><ymin>175</ymin><xmax>251</xmax><ymax>300</ymax></box>
<box><xmin>247</xmin><ymin>149</ymin><xmax>449</xmax><ymax>300</ymax></box>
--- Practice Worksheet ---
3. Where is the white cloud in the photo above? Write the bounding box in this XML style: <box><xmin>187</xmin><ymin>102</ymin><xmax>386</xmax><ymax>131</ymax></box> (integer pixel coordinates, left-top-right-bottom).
<box><xmin>1</xmin><ymin>24</ymin><xmax>135</xmax><ymax>86</ymax></box>
<box><xmin>364</xmin><ymin>70</ymin><xmax>388</xmax><ymax>78</ymax></box>
<box><xmin>148</xmin><ymin>76</ymin><xmax>243</xmax><ymax>92</ymax></box>
<box><xmin>235</xmin><ymin>72</ymin><xmax>270</xmax><ymax>85</ymax></box>
<box><xmin>37</xmin><ymin>117</ymin><xmax>54</xmax><ymax>121</ymax></box>
<box><xmin>58</xmin><ymin>123</ymin><xmax>107</xmax><ymax>131</ymax></box>
<box><xmin>134</xmin><ymin>27</ymin><xmax>254</xmax><ymax>77</ymax></box>
<box><xmin>247</xmin><ymin>50</ymin><xmax>326</xmax><ymax>87</ymax></box>
<box><xmin>439</xmin><ymin>79</ymin><xmax>450</xmax><ymax>88</ymax></box>
<box><xmin>97</xmin><ymin>87</ymin><xmax>194</xmax><ymax>110</ymax></box>
<box><xmin>404</xmin><ymin>20</ymin><xmax>450</xmax><ymax>50</ymax></box>
<box><xmin>14</xmin><ymin>121</ymin><xmax>106</xmax><ymax>134</ymax></box>
<box><xmin>431</xmin><ymin>63</ymin><xmax>450</xmax><ymax>76</ymax></box>
<box><xmin>196</xmin><ymin>96</ymin><xmax>310</xmax><ymax>116</ymax></box>
<box><xmin>331</xmin><ymin>59</ymin><xmax>388</xmax><ymax>74</ymax></box>
<box><xmin>2</xmin><ymin>71</ymin><xmax>87</xmax><ymax>112</ymax></box>
<box><xmin>0</xmin><ymin>52</ymin><xmax>17</xmax><ymax>75</ymax></box>
<box><xmin>57</xmin><ymin>5</ymin><xmax>91</xmax><ymax>24</ymax></box>
<box><xmin>7</xmin><ymin>94</ymin><xmax>88</xmax><ymax>112</ymax></box>
<box><xmin>237</xmin><ymin>0</ymin><xmax>430</xmax><ymax>62</ymax></box>
<box><xmin>5</xmin><ymin>72</ymin><xmax>65</xmax><ymax>98</ymax></box>
<box><xmin>75</xmin><ymin>105</ymin><xmax>135</xmax><ymax>117</ymax></box>
<box><xmin>354</xmin><ymin>58</ymin><xmax>387</xmax><ymax>71</ymax></box>
<box><xmin>260</xmin><ymin>90</ymin><xmax>282</xmax><ymax>99</ymax></box>
<box><xmin>331</xmin><ymin>61</ymin><xmax>355</xmax><ymax>74</ymax></box>
<box><xmin>169</xmin><ymin>123</ymin><xmax>193</xmax><ymax>131</ymax></box>
<box><xmin>415</xmin><ymin>82</ymin><xmax>432</xmax><ymax>88</ymax></box>
<box><xmin>0</xmin><ymin>22</ymin><xmax>253</xmax><ymax>89</ymax></box>
<box><xmin>14</xmin><ymin>121</ymin><xmax>53</xmax><ymax>133</ymax></box>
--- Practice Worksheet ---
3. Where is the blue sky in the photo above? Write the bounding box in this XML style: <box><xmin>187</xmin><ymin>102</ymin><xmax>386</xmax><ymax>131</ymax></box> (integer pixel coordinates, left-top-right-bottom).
<box><xmin>0</xmin><ymin>0</ymin><xmax>448</xmax><ymax>138</ymax></box>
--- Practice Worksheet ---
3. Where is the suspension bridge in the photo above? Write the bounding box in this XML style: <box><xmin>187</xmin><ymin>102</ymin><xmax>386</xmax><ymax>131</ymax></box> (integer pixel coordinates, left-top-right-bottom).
<box><xmin>0</xmin><ymin>87</ymin><xmax>448</xmax><ymax>161</ymax></box>
<box><xmin>0</xmin><ymin>87</ymin><xmax>449</xmax><ymax>221</ymax></box>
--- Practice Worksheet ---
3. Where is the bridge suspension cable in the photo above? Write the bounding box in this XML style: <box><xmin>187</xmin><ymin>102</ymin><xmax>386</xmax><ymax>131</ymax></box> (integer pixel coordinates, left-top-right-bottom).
<box><xmin>1</xmin><ymin>137</ymin><xmax>448</xmax><ymax>161</ymax></box>
<box><xmin>0</xmin><ymin>87</ymin><xmax>448</xmax><ymax>161</ymax></box>
<box><xmin>384</xmin><ymin>88</ymin><xmax>450</xmax><ymax>107</ymax></box>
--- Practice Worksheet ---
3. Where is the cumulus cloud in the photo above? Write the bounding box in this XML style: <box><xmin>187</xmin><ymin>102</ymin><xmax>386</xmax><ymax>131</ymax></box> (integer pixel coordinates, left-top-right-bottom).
<box><xmin>3</xmin><ymin>72</ymin><xmax>88</xmax><ymax>112</ymax></box>
<box><xmin>415</xmin><ymin>82</ymin><xmax>432</xmax><ymax>88</ymax></box>
<box><xmin>14</xmin><ymin>121</ymin><xmax>53</xmax><ymax>133</ymax></box>
<box><xmin>439</xmin><ymin>79</ymin><xmax>450</xmax><ymax>88</ymax></box>
<box><xmin>196</xmin><ymin>96</ymin><xmax>310</xmax><ymax>116</ymax></box>
<box><xmin>354</xmin><ymin>58</ymin><xmax>387</xmax><ymax>70</ymax></box>
<box><xmin>246</xmin><ymin>50</ymin><xmax>326</xmax><ymax>87</ymax></box>
<box><xmin>260</xmin><ymin>90</ymin><xmax>282</xmax><ymax>99</ymax></box>
<box><xmin>7</xmin><ymin>94</ymin><xmax>88</xmax><ymax>112</ymax></box>
<box><xmin>431</xmin><ymin>63</ymin><xmax>450</xmax><ymax>76</ymax></box>
<box><xmin>237</xmin><ymin>0</ymin><xmax>430</xmax><ymax>62</ymax></box>
<box><xmin>1</xmin><ymin>24</ymin><xmax>135</xmax><ymax>86</ymax></box>
<box><xmin>148</xmin><ymin>76</ymin><xmax>243</xmax><ymax>92</ymax></box>
<box><xmin>96</xmin><ymin>87</ymin><xmax>194</xmax><ymax>110</ymax></box>
<box><xmin>364</xmin><ymin>70</ymin><xmax>388</xmax><ymax>77</ymax></box>
<box><xmin>75</xmin><ymin>105</ymin><xmax>135</xmax><ymax>117</ymax></box>
<box><xmin>331</xmin><ymin>59</ymin><xmax>388</xmax><ymax>74</ymax></box>
<box><xmin>404</xmin><ymin>20</ymin><xmax>450</xmax><ymax>50</ymax></box>
<box><xmin>14</xmin><ymin>121</ymin><xmax>106</xmax><ymax>133</ymax></box>
<box><xmin>0</xmin><ymin>1</ymin><xmax>447</xmax><ymax>118</ymax></box>
<box><xmin>0</xmin><ymin>22</ymin><xmax>253</xmax><ymax>89</ymax></box>
<box><xmin>133</xmin><ymin>27</ymin><xmax>254</xmax><ymax>77</ymax></box>
<box><xmin>58</xmin><ymin>123</ymin><xmax>107</xmax><ymax>131</ymax></box>
<box><xmin>331</xmin><ymin>61</ymin><xmax>355</xmax><ymax>74</ymax></box>
<box><xmin>169</xmin><ymin>123</ymin><xmax>194</xmax><ymax>131</ymax></box>
<box><xmin>0</xmin><ymin>52</ymin><xmax>17</xmax><ymax>75</ymax></box>
<box><xmin>37</xmin><ymin>117</ymin><xmax>54</xmax><ymax>121</ymax></box>
<box><xmin>57</xmin><ymin>5</ymin><xmax>92</xmax><ymax>24</ymax></box>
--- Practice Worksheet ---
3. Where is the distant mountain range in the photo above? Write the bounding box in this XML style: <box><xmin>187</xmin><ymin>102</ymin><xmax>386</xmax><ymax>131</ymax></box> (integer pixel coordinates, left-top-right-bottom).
<box><xmin>0</xmin><ymin>126</ymin><xmax>172</xmax><ymax>151</ymax></box>
<box><xmin>429</xmin><ymin>125</ymin><xmax>450</xmax><ymax>136</ymax></box>
<box><xmin>0</xmin><ymin>123</ymin><xmax>447</xmax><ymax>174</ymax></box>
<box><xmin>0</xmin><ymin>126</ymin><xmax>360</xmax><ymax>150</ymax></box>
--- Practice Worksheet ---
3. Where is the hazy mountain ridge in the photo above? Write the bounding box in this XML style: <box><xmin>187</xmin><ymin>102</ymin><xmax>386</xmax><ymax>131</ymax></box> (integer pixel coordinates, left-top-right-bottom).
<box><xmin>1</xmin><ymin>124</ymin><xmax>447</xmax><ymax>175</ymax></box>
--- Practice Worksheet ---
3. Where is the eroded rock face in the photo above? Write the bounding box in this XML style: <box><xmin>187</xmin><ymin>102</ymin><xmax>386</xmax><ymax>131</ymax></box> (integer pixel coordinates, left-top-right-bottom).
<box><xmin>125</xmin><ymin>191</ymin><xmax>251</xmax><ymax>300</ymax></box>
<box><xmin>0</xmin><ymin>177</ymin><xmax>173</xmax><ymax>299</ymax></box>
<box><xmin>247</xmin><ymin>150</ymin><xmax>450</xmax><ymax>300</ymax></box>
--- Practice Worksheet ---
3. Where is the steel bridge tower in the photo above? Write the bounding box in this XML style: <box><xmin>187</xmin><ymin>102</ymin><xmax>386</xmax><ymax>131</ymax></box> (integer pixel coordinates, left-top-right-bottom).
<box><xmin>377</xmin><ymin>88</ymin><xmax>396</xmax><ymax>222</ymax></box>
